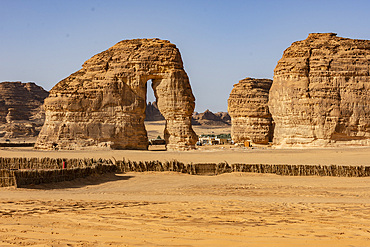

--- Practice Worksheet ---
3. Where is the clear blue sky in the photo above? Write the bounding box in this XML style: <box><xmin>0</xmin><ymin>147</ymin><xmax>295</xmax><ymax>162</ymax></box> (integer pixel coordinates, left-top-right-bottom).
<box><xmin>1</xmin><ymin>0</ymin><xmax>370</xmax><ymax>112</ymax></box>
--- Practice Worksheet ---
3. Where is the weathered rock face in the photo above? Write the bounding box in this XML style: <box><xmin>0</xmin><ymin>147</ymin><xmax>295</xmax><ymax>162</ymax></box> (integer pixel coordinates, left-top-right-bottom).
<box><xmin>35</xmin><ymin>39</ymin><xmax>197</xmax><ymax>150</ymax></box>
<box><xmin>269</xmin><ymin>33</ymin><xmax>370</xmax><ymax>146</ymax></box>
<box><xmin>0</xmin><ymin>81</ymin><xmax>49</xmax><ymax>138</ymax></box>
<box><xmin>228</xmin><ymin>77</ymin><xmax>273</xmax><ymax>144</ymax></box>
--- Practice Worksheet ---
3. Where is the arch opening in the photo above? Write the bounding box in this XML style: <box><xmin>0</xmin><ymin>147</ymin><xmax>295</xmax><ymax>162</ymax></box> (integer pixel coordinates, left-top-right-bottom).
<box><xmin>145</xmin><ymin>79</ymin><xmax>166</xmax><ymax>150</ymax></box>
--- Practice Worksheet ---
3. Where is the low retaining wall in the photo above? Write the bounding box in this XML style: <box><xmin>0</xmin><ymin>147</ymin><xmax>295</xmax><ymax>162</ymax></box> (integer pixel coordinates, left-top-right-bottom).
<box><xmin>1</xmin><ymin>157</ymin><xmax>370</xmax><ymax>188</ymax></box>
<box><xmin>0</xmin><ymin>157</ymin><xmax>114</xmax><ymax>170</ymax></box>
<box><xmin>1</xmin><ymin>164</ymin><xmax>116</xmax><ymax>188</ymax></box>
<box><xmin>0</xmin><ymin>157</ymin><xmax>116</xmax><ymax>188</ymax></box>
<box><xmin>230</xmin><ymin>163</ymin><xmax>370</xmax><ymax>177</ymax></box>
<box><xmin>0</xmin><ymin>169</ymin><xmax>16</xmax><ymax>187</ymax></box>
<box><xmin>117</xmin><ymin>160</ymin><xmax>370</xmax><ymax>177</ymax></box>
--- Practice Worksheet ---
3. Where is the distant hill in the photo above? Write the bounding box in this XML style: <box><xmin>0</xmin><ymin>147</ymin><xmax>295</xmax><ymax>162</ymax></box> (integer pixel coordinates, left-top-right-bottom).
<box><xmin>145</xmin><ymin>102</ymin><xmax>165</xmax><ymax>121</ymax></box>
<box><xmin>192</xmin><ymin>110</ymin><xmax>230</xmax><ymax>126</ymax></box>
<box><xmin>145</xmin><ymin>102</ymin><xmax>230</xmax><ymax>126</ymax></box>
<box><xmin>0</xmin><ymin>81</ymin><xmax>49</xmax><ymax>138</ymax></box>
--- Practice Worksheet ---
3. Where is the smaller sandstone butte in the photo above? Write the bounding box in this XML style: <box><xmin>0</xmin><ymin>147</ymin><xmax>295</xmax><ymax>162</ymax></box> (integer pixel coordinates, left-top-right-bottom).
<box><xmin>228</xmin><ymin>77</ymin><xmax>273</xmax><ymax>144</ymax></box>
<box><xmin>0</xmin><ymin>81</ymin><xmax>49</xmax><ymax>138</ymax></box>
<box><xmin>35</xmin><ymin>38</ymin><xmax>197</xmax><ymax>150</ymax></box>
<box><xmin>269</xmin><ymin>33</ymin><xmax>370</xmax><ymax>146</ymax></box>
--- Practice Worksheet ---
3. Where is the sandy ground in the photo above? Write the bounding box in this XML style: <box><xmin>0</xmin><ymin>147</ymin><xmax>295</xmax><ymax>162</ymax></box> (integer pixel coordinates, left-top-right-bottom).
<box><xmin>1</xmin><ymin>172</ymin><xmax>370</xmax><ymax>246</ymax></box>
<box><xmin>1</xmin><ymin>146</ymin><xmax>370</xmax><ymax>166</ymax></box>
<box><xmin>1</xmin><ymin>122</ymin><xmax>370</xmax><ymax>246</ymax></box>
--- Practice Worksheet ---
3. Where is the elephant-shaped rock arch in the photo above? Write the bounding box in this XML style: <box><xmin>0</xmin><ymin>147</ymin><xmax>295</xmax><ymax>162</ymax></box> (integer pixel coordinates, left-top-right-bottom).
<box><xmin>35</xmin><ymin>39</ymin><xmax>197</xmax><ymax>150</ymax></box>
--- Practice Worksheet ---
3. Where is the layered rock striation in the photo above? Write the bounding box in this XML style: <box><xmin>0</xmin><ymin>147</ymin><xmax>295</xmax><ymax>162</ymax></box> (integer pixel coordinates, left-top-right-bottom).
<box><xmin>228</xmin><ymin>77</ymin><xmax>273</xmax><ymax>144</ymax></box>
<box><xmin>269</xmin><ymin>33</ymin><xmax>370</xmax><ymax>146</ymax></box>
<box><xmin>35</xmin><ymin>39</ymin><xmax>197</xmax><ymax>150</ymax></box>
<box><xmin>0</xmin><ymin>81</ymin><xmax>49</xmax><ymax>138</ymax></box>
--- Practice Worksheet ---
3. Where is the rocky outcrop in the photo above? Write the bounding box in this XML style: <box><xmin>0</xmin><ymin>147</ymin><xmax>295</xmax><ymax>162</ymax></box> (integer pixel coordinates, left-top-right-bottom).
<box><xmin>214</xmin><ymin>112</ymin><xmax>231</xmax><ymax>124</ymax></box>
<box><xmin>35</xmin><ymin>39</ymin><xmax>197</xmax><ymax>150</ymax></box>
<box><xmin>192</xmin><ymin>110</ymin><xmax>230</xmax><ymax>126</ymax></box>
<box><xmin>269</xmin><ymin>33</ymin><xmax>370</xmax><ymax>146</ymax></box>
<box><xmin>0</xmin><ymin>81</ymin><xmax>49</xmax><ymax>138</ymax></box>
<box><xmin>228</xmin><ymin>77</ymin><xmax>273</xmax><ymax>144</ymax></box>
<box><xmin>145</xmin><ymin>104</ymin><xmax>231</xmax><ymax>126</ymax></box>
<box><xmin>145</xmin><ymin>101</ymin><xmax>165</xmax><ymax>121</ymax></box>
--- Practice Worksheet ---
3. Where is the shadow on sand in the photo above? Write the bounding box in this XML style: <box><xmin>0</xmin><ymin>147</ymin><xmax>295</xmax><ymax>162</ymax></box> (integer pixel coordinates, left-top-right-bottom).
<box><xmin>23</xmin><ymin>173</ymin><xmax>134</xmax><ymax>190</ymax></box>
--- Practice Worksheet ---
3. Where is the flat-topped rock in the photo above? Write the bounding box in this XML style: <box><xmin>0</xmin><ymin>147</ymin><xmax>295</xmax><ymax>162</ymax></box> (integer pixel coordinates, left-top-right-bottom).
<box><xmin>269</xmin><ymin>33</ymin><xmax>370</xmax><ymax>146</ymax></box>
<box><xmin>228</xmin><ymin>77</ymin><xmax>273</xmax><ymax>144</ymax></box>
<box><xmin>35</xmin><ymin>39</ymin><xmax>197</xmax><ymax>150</ymax></box>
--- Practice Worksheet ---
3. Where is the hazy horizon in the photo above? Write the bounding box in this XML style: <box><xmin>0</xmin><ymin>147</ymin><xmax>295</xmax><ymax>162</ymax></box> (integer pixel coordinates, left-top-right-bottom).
<box><xmin>1</xmin><ymin>0</ymin><xmax>370</xmax><ymax>112</ymax></box>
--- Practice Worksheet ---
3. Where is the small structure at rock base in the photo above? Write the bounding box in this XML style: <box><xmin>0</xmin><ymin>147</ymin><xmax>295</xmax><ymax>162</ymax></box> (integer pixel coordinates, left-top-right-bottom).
<box><xmin>269</xmin><ymin>33</ymin><xmax>370</xmax><ymax>147</ymax></box>
<box><xmin>228</xmin><ymin>77</ymin><xmax>273</xmax><ymax>145</ymax></box>
<box><xmin>35</xmin><ymin>39</ymin><xmax>197</xmax><ymax>150</ymax></box>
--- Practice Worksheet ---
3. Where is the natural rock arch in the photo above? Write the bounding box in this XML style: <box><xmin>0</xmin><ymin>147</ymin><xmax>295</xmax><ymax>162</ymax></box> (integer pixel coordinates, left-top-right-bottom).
<box><xmin>35</xmin><ymin>39</ymin><xmax>197</xmax><ymax>150</ymax></box>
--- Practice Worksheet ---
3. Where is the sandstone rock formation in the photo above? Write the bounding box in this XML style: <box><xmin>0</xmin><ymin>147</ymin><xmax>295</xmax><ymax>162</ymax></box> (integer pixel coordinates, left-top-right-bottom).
<box><xmin>192</xmin><ymin>110</ymin><xmax>230</xmax><ymax>126</ymax></box>
<box><xmin>0</xmin><ymin>81</ymin><xmax>49</xmax><ymax>138</ymax></box>
<box><xmin>228</xmin><ymin>77</ymin><xmax>273</xmax><ymax>144</ymax></box>
<box><xmin>35</xmin><ymin>39</ymin><xmax>197</xmax><ymax>150</ymax></box>
<box><xmin>269</xmin><ymin>33</ymin><xmax>370</xmax><ymax>146</ymax></box>
<box><xmin>145</xmin><ymin>102</ymin><xmax>165</xmax><ymax>121</ymax></box>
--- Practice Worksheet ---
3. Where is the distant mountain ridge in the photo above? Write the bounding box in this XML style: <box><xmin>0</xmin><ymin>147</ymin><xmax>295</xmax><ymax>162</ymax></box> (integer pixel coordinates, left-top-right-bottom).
<box><xmin>145</xmin><ymin>102</ymin><xmax>165</xmax><ymax>121</ymax></box>
<box><xmin>145</xmin><ymin>102</ymin><xmax>230</xmax><ymax>126</ymax></box>
<box><xmin>192</xmin><ymin>110</ymin><xmax>230</xmax><ymax>126</ymax></box>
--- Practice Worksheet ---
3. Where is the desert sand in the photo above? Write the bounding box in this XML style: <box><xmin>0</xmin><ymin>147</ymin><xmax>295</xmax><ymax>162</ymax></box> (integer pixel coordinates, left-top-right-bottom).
<box><xmin>1</xmin><ymin>122</ymin><xmax>370</xmax><ymax>246</ymax></box>
<box><xmin>1</xmin><ymin>172</ymin><xmax>370</xmax><ymax>246</ymax></box>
